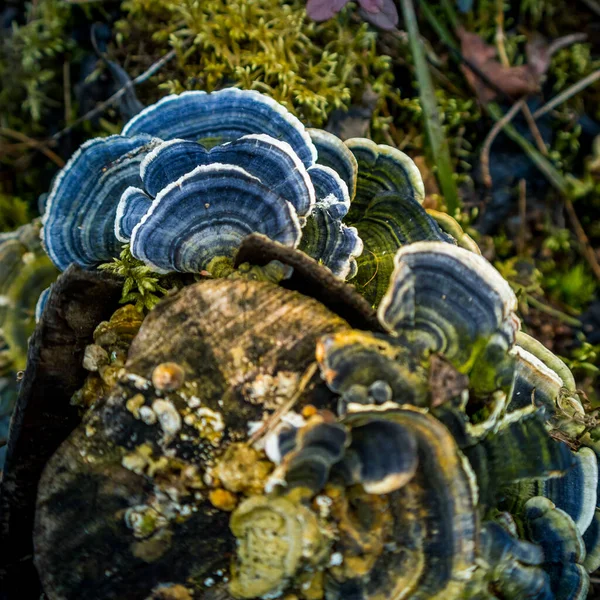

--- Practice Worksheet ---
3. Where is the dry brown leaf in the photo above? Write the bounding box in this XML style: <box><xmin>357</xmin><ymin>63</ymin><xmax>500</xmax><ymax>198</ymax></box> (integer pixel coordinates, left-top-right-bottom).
<box><xmin>457</xmin><ymin>27</ymin><xmax>540</xmax><ymax>103</ymax></box>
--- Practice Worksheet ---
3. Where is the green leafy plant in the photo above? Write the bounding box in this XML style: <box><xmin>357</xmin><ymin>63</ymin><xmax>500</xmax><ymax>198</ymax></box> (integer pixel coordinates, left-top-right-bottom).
<box><xmin>98</xmin><ymin>246</ymin><xmax>171</xmax><ymax>312</ymax></box>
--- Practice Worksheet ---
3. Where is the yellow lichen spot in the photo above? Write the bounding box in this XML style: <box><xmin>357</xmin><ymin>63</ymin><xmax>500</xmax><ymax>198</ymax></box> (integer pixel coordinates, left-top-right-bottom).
<box><xmin>144</xmin><ymin>583</ymin><xmax>194</xmax><ymax>600</ymax></box>
<box><xmin>126</xmin><ymin>393</ymin><xmax>146</xmax><ymax>418</ymax></box>
<box><xmin>100</xmin><ymin>365</ymin><xmax>124</xmax><ymax>388</ymax></box>
<box><xmin>215</xmin><ymin>443</ymin><xmax>273</xmax><ymax>495</ymax></box>
<box><xmin>131</xmin><ymin>527</ymin><xmax>173</xmax><ymax>563</ymax></box>
<box><xmin>297</xmin><ymin>570</ymin><xmax>324</xmax><ymax>600</ymax></box>
<box><xmin>183</xmin><ymin>405</ymin><xmax>225</xmax><ymax>446</ymax></box>
<box><xmin>152</xmin><ymin>362</ymin><xmax>185</xmax><ymax>391</ymax></box>
<box><xmin>302</xmin><ymin>404</ymin><xmax>318</xmax><ymax>419</ymax></box>
<box><xmin>209</xmin><ymin>488</ymin><xmax>238</xmax><ymax>512</ymax></box>
<box><xmin>122</xmin><ymin>444</ymin><xmax>153</xmax><ymax>475</ymax></box>
<box><xmin>93</xmin><ymin>304</ymin><xmax>144</xmax><ymax>347</ymax></box>
<box><xmin>121</xmin><ymin>443</ymin><xmax>170</xmax><ymax>477</ymax></box>
<box><xmin>229</xmin><ymin>495</ymin><xmax>326</xmax><ymax>599</ymax></box>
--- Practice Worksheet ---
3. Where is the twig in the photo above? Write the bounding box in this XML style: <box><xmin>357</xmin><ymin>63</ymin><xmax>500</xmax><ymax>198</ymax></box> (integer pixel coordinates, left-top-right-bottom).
<box><xmin>547</xmin><ymin>33</ymin><xmax>588</xmax><ymax>57</ymax></box>
<box><xmin>495</xmin><ymin>0</ymin><xmax>510</xmax><ymax>68</ymax></box>
<box><xmin>521</xmin><ymin>103</ymin><xmax>547</xmax><ymax>155</ymax></box>
<box><xmin>50</xmin><ymin>48</ymin><xmax>178</xmax><ymax>142</ymax></box>
<box><xmin>564</xmin><ymin>198</ymin><xmax>600</xmax><ymax>283</ymax></box>
<box><xmin>579</xmin><ymin>0</ymin><xmax>600</xmax><ymax>16</ymax></box>
<box><xmin>525</xmin><ymin>294</ymin><xmax>582</xmax><ymax>328</ymax></box>
<box><xmin>63</xmin><ymin>60</ymin><xmax>72</xmax><ymax>125</ymax></box>
<box><xmin>486</xmin><ymin>102</ymin><xmax>573</xmax><ymax>196</ymax></box>
<box><xmin>0</xmin><ymin>128</ymin><xmax>65</xmax><ymax>167</ymax></box>
<box><xmin>532</xmin><ymin>69</ymin><xmax>600</xmax><ymax>119</ymax></box>
<box><xmin>248</xmin><ymin>362</ymin><xmax>318</xmax><ymax>447</ymax></box>
<box><xmin>399</xmin><ymin>0</ymin><xmax>461</xmax><ymax>215</ymax></box>
<box><xmin>481</xmin><ymin>98</ymin><xmax>526</xmax><ymax>187</ymax></box>
<box><xmin>517</xmin><ymin>179</ymin><xmax>527</xmax><ymax>256</ymax></box>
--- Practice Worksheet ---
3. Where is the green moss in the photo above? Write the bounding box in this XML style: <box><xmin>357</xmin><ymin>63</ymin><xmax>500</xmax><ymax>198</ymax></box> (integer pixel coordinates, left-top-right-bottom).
<box><xmin>0</xmin><ymin>194</ymin><xmax>30</xmax><ymax>233</ymax></box>
<box><xmin>542</xmin><ymin>262</ymin><xmax>597</xmax><ymax>310</ymax></box>
<box><xmin>0</xmin><ymin>0</ymin><xmax>74</xmax><ymax>125</ymax></box>
<box><xmin>115</xmin><ymin>0</ymin><xmax>395</xmax><ymax>127</ymax></box>
<box><xmin>390</xmin><ymin>91</ymin><xmax>480</xmax><ymax>169</ymax></box>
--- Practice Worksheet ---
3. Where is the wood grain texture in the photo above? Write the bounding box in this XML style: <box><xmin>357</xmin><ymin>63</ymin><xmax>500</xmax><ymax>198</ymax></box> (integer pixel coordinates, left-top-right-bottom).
<box><xmin>34</xmin><ymin>279</ymin><xmax>349</xmax><ymax>600</ymax></box>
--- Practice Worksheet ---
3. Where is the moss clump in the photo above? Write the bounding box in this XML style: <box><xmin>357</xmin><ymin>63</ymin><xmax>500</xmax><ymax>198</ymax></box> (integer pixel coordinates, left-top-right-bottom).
<box><xmin>0</xmin><ymin>194</ymin><xmax>30</xmax><ymax>233</ymax></box>
<box><xmin>115</xmin><ymin>0</ymin><xmax>394</xmax><ymax>127</ymax></box>
<box><xmin>0</xmin><ymin>0</ymin><xmax>74</xmax><ymax>125</ymax></box>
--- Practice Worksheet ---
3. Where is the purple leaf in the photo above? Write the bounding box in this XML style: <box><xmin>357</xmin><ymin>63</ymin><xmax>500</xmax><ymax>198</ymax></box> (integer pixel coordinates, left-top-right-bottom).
<box><xmin>306</xmin><ymin>0</ymin><xmax>350</xmax><ymax>21</ymax></box>
<box><xmin>359</xmin><ymin>0</ymin><xmax>398</xmax><ymax>30</ymax></box>
<box><xmin>359</xmin><ymin>0</ymin><xmax>384</xmax><ymax>13</ymax></box>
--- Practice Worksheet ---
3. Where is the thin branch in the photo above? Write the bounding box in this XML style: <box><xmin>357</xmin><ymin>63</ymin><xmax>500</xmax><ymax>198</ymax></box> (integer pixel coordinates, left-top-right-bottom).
<box><xmin>517</xmin><ymin>179</ymin><xmax>527</xmax><ymax>256</ymax></box>
<box><xmin>546</xmin><ymin>33</ymin><xmax>587</xmax><ymax>56</ymax></box>
<box><xmin>248</xmin><ymin>362</ymin><xmax>318</xmax><ymax>447</ymax></box>
<box><xmin>481</xmin><ymin>98</ymin><xmax>526</xmax><ymax>187</ymax></box>
<box><xmin>521</xmin><ymin>103</ymin><xmax>547</xmax><ymax>155</ymax></box>
<box><xmin>564</xmin><ymin>198</ymin><xmax>600</xmax><ymax>283</ymax></box>
<box><xmin>486</xmin><ymin>102</ymin><xmax>573</xmax><ymax>196</ymax></box>
<box><xmin>525</xmin><ymin>294</ymin><xmax>582</xmax><ymax>328</ymax></box>
<box><xmin>579</xmin><ymin>0</ymin><xmax>600</xmax><ymax>16</ymax></box>
<box><xmin>63</xmin><ymin>60</ymin><xmax>72</xmax><ymax>125</ymax></box>
<box><xmin>532</xmin><ymin>69</ymin><xmax>600</xmax><ymax>119</ymax></box>
<box><xmin>50</xmin><ymin>48</ymin><xmax>178</xmax><ymax>142</ymax></box>
<box><xmin>0</xmin><ymin>128</ymin><xmax>65</xmax><ymax>167</ymax></box>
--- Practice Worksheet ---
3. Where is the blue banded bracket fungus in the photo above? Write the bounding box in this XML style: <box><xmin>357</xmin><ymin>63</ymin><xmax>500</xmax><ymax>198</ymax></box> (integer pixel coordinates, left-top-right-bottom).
<box><xmin>41</xmin><ymin>89</ymin><xmax>367</xmax><ymax>279</ymax></box>
<box><xmin>20</xmin><ymin>231</ymin><xmax>599</xmax><ymax>600</ymax></box>
<box><xmin>40</xmin><ymin>87</ymin><xmax>478</xmax><ymax>288</ymax></box>
<box><xmin>0</xmin><ymin>87</ymin><xmax>596</xmax><ymax>600</ymax></box>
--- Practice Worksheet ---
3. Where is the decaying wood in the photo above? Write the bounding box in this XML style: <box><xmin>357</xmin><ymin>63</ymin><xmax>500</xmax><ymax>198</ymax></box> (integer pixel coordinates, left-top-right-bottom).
<box><xmin>236</xmin><ymin>234</ymin><xmax>382</xmax><ymax>332</ymax></box>
<box><xmin>34</xmin><ymin>279</ymin><xmax>349</xmax><ymax>600</ymax></box>
<box><xmin>0</xmin><ymin>266</ymin><xmax>123</xmax><ymax>600</ymax></box>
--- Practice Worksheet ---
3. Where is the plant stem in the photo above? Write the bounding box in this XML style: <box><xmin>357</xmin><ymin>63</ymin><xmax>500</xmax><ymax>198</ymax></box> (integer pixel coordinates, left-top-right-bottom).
<box><xmin>481</xmin><ymin>98</ymin><xmax>525</xmax><ymax>187</ymax></box>
<box><xmin>532</xmin><ymin>69</ymin><xmax>600</xmax><ymax>119</ymax></box>
<box><xmin>440</xmin><ymin>0</ymin><xmax>459</xmax><ymax>29</ymax></box>
<box><xmin>486</xmin><ymin>102</ymin><xmax>573</xmax><ymax>196</ymax></box>
<box><xmin>399</xmin><ymin>0</ymin><xmax>460</xmax><ymax>215</ymax></box>
<box><xmin>525</xmin><ymin>294</ymin><xmax>582</xmax><ymax>328</ymax></box>
<box><xmin>564</xmin><ymin>198</ymin><xmax>600</xmax><ymax>283</ymax></box>
<box><xmin>495</xmin><ymin>0</ymin><xmax>509</xmax><ymax>67</ymax></box>
<box><xmin>418</xmin><ymin>2</ymin><xmax>459</xmax><ymax>50</ymax></box>
<box><xmin>50</xmin><ymin>47</ymin><xmax>178</xmax><ymax>142</ymax></box>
